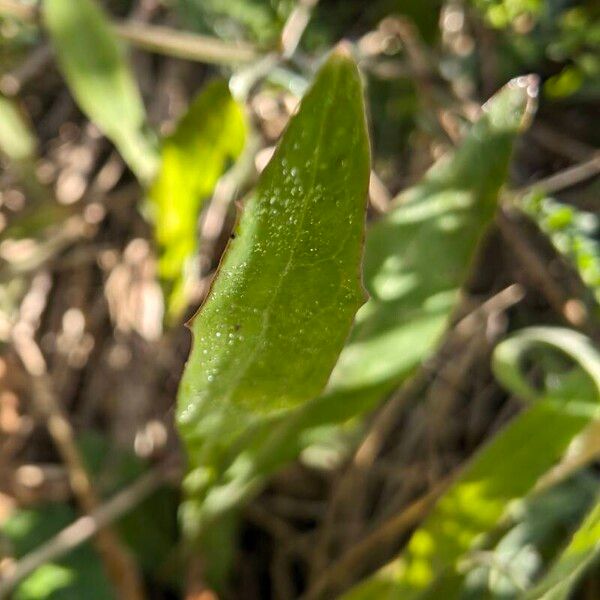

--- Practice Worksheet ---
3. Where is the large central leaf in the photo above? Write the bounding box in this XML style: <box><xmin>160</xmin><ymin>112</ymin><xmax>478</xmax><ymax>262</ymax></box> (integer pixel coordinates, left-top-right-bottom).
<box><xmin>176</xmin><ymin>49</ymin><xmax>370</xmax><ymax>531</ymax></box>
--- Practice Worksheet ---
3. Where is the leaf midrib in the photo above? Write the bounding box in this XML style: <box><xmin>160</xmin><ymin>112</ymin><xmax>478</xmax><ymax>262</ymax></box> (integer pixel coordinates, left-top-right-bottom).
<box><xmin>217</xmin><ymin>65</ymin><xmax>342</xmax><ymax>410</ymax></box>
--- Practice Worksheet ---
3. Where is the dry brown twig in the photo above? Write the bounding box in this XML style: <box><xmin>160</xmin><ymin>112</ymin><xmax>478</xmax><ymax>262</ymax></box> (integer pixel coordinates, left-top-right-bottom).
<box><xmin>304</xmin><ymin>480</ymin><xmax>451</xmax><ymax>600</ymax></box>
<box><xmin>9</xmin><ymin>332</ymin><xmax>147</xmax><ymax>600</ymax></box>
<box><xmin>280</xmin><ymin>0</ymin><xmax>320</xmax><ymax>59</ymax></box>
<box><xmin>517</xmin><ymin>153</ymin><xmax>600</xmax><ymax>197</ymax></box>
<box><xmin>379</xmin><ymin>16</ymin><xmax>460</xmax><ymax>145</ymax></box>
<box><xmin>497</xmin><ymin>207</ymin><xmax>593</xmax><ymax>333</ymax></box>
<box><xmin>115</xmin><ymin>22</ymin><xmax>258</xmax><ymax>65</ymax></box>
<box><xmin>0</xmin><ymin>460</ymin><xmax>176</xmax><ymax>596</ymax></box>
<box><xmin>530</xmin><ymin>121</ymin><xmax>597</xmax><ymax>163</ymax></box>
<box><xmin>0</xmin><ymin>0</ymin><xmax>258</xmax><ymax>66</ymax></box>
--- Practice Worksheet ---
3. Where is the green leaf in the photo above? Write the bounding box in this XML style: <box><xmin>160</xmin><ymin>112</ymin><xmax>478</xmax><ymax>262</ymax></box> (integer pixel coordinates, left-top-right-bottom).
<box><xmin>148</xmin><ymin>80</ymin><xmax>246</xmax><ymax>321</ymax></box>
<box><xmin>2</xmin><ymin>504</ymin><xmax>113</xmax><ymax>600</ymax></box>
<box><xmin>325</xmin><ymin>75</ymin><xmax>537</xmax><ymax>407</ymax></box>
<box><xmin>176</xmin><ymin>49</ymin><xmax>370</xmax><ymax>538</ymax></box>
<box><xmin>526</xmin><ymin>495</ymin><xmax>600</xmax><ymax>599</ymax></box>
<box><xmin>461</xmin><ymin>473</ymin><xmax>598</xmax><ymax>598</ymax></box>
<box><xmin>343</xmin><ymin>327</ymin><xmax>600</xmax><ymax>600</ymax></box>
<box><xmin>0</xmin><ymin>95</ymin><xmax>36</xmax><ymax>162</ymax></box>
<box><xmin>43</xmin><ymin>0</ymin><xmax>158</xmax><ymax>183</ymax></box>
<box><xmin>520</xmin><ymin>192</ymin><xmax>600</xmax><ymax>311</ymax></box>
<box><xmin>179</xmin><ymin>76</ymin><xmax>539</xmax><ymax>532</ymax></box>
<box><xmin>178</xmin><ymin>0</ymin><xmax>293</xmax><ymax>45</ymax></box>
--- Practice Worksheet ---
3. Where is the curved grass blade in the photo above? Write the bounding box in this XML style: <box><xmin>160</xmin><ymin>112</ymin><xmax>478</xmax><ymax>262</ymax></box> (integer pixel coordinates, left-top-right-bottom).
<box><xmin>526</xmin><ymin>495</ymin><xmax>600</xmax><ymax>599</ymax></box>
<box><xmin>148</xmin><ymin>80</ymin><xmax>246</xmax><ymax>321</ymax></box>
<box><xmin>343</xmin><ymin>327</ymin><xmax>600</xmax><ymax>600</ymax></box>
<box><xmin>176</xmin><ymin>48</ymin><xmax>370</xmax><ymax>538</ymax></box>
<box><xmin>43</xmin><ymin>0</ymin><xmax>158</xmax><ymax>183</ymax></box>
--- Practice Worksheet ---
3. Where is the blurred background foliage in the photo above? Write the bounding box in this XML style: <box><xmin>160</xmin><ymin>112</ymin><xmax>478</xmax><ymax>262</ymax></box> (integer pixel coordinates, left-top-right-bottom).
<box><xmin>0</xmin><ymin>0</ymin><xmax>597</xmax><ymax>599</ymax></box>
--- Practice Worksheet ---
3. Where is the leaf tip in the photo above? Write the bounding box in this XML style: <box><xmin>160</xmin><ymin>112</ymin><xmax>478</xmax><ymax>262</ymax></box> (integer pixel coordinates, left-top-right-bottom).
<box><xmin>332</xmin><ymin>41</ymin><xmax>354</xmax><ymax>60</ymax></box>
<box><xmin>507</xmin><ymin>73</ymin><xmax>539</xmax><ymax>130</ymax></box>
<box><xmin>483</xmin><ymin>73</ymin><xmax>539</xmax><ymax>134</ymax></box>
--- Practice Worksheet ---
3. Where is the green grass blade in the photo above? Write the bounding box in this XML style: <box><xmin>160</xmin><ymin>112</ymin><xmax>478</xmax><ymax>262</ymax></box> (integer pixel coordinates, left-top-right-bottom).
<box><xmin>148</xmin><ymin>80</ymin><xmax>246</xmax><ymax>322</ymax></box>
<box><xmin>344</xmin><ymin>327</ymin><xmax>600</xmax><ymax>599</ymax></box>
<box><xmin>43</xmin><ymin>0</ymin><xmax>158</xmax><ymax>183</ymax></box>
<box><xmin>176</xmin><ymin>48</ymin><xmax>370</xmax><ymax>539</ymax></box>
<box><xmin>526</xmin><ymin>496</ymin><xmax>600</xmax><ymax>599</ymax></box>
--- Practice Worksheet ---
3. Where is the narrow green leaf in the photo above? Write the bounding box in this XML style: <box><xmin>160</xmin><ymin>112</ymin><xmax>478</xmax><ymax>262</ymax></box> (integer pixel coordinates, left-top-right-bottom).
<box><xmin>176</xmin><ymin>49</ymin><xmax>370</xmax><ymax>537</ymax></box>
<box><xmin>149</xmin><ymin>80</ymin><xmax>246</xmax><ymax>321</ymax></box>
<box><xmin>344</xmin><ymin>327</ymin><xmax>600</xmax><ymax>600</ymax></box>
<box><xmin>526</xmin><ymin>495</ymin><xmax>600</xmax><ymax>599</ymax></box>
<box><xmin>43</xmin><ymin>0</ymin><xmax>158</xmax><ymax>183</ymax></box>
<box><xmin>326</xmin><ymin>75</ymin><xmax>538</xmax><ymax>406</ymax></box>
<box><xmin>182</xmin><ymin>76</ymin><xmax>539</xmax><ymax>531</ymax></box>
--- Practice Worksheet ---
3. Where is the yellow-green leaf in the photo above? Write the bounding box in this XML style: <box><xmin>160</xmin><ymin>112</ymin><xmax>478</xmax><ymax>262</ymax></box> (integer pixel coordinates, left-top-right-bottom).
<box><xmin>43</xmin><ymin>0</ymin><xmax>158</xmax><ymax>183</ymax></box>
<box><xmin>149</xmin><ymin>80</ymin><xmax>246</xmax><ymax>321</ymax></box>
<box><xmin>0</xmin><ymin>95</ymin><xmax>36</xmax><ymax>162</ymax></box>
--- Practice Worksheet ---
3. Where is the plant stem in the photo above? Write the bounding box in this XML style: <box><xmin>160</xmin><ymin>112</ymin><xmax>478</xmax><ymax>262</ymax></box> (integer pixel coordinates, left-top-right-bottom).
<box><xmin>114</xmin><ymin>22</ymin><xmax>258</xmax><ymax>65</ymax></box>
<box><xmin>0</xmin><ymin>462</ymin><xmax>175</xmax><ymax>596</ymax></box>
<box><xmin>0</xmin><ymin>1</ymin><xmax>259</xmax><ymax>66</ymax></box>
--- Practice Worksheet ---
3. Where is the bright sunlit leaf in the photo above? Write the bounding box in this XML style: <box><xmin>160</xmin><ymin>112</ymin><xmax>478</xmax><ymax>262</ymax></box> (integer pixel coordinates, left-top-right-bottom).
<box><xmin>149</xmin><ymin>80</ymin><xmax>246</xmax><ymax>321</ymax></box>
